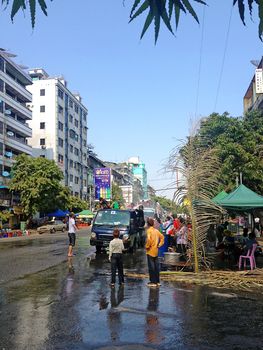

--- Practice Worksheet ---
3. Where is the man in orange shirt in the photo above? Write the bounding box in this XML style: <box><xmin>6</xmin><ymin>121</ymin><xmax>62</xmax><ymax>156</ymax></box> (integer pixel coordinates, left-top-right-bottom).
<box><xmin>145</xmin><ymin>217</ymin><xmax>164</xmax><ymax>287</ymax></box>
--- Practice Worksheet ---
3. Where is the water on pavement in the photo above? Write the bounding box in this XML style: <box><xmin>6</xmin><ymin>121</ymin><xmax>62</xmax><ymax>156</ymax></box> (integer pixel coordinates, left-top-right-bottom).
<box><xmin>0</xmin><ymin>237</ymin><xmax>263</xmax><ymax>350</ymax></box>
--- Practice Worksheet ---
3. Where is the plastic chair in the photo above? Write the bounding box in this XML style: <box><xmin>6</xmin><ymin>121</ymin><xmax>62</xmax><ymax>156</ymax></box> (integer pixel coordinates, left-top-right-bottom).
<box><xmin>239</xmin><ymin>243</ymin><xmax>257</xmax><ymax>270</ymax></box>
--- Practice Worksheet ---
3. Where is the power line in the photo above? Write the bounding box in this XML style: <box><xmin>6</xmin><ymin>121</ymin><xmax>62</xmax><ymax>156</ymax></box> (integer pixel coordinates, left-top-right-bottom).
<box><xmin>213</xmin><ymin>3</ymin><xmax>233</xmax><ymax>112</ymax></box>
<box><xmin>195</xmin><ymin>4</ymin><xmax>206</xmax><ymax>118</ymax></box>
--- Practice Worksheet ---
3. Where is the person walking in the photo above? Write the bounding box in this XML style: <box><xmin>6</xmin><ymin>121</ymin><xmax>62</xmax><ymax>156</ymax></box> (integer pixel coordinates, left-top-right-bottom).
<box><xmin>145</xmin><ymin>217</ymin><xmax>164</xmax><ymax>288</ymax></box>
<box><xmin>67</xmin><ymin>213</ymin><xmax>78</xmax><ymax>257</ymax></box>
<box><xmin>109</xmin><ymin>228</ymin><xmax>125</xmax><ymax>287</ymax></box>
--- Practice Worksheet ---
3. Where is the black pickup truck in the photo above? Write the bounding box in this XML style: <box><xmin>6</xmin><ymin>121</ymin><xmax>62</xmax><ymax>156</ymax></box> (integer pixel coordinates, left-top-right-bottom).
<box><xmin>90</xmin><ymin>209</ymin><xmax>139</xmax><ymax>253</ymax></box>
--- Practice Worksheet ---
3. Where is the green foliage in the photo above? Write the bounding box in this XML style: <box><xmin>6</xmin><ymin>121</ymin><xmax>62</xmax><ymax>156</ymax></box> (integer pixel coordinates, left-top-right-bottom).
<box><xmin>130</xmin><ymin>0</ymin><xmax>263</xmax><ymax>42</ymax></box>
<box><xmin>68</xmin><ymin>195</ymin><xmax>88</xmax><ymax>213</ymax></box>
<box><xmin>0</xmin><ymin>210</ymin><xmax>12</xmax><ymax>223</ymax></box>
<box><xmin>112</xmin><ymin>183</ymin><xmax>124</xmax><ymax>205</ymax></box>
<box><xmin>9</xmin><ymin>154</ymin><xmax>65</xmax><ymax>218</ymax></box>
<box><xmin>1</xmin><ymin>1</ymin><xmax>263</xmax><ymax>42</ymax></box>
<box><xmin>1</xmin><ymin>0</ymin><xmax>49</xmax><ymax>27</ymax></box>
<box><xmin>196</xmin><ymin>111</ymin><xmax>263</xmax><ymax>194</ymax></box>
<box><xmin>151</xmin><ymin>195</ymin><xmax>177</xmax><ymax>212</ymax></box>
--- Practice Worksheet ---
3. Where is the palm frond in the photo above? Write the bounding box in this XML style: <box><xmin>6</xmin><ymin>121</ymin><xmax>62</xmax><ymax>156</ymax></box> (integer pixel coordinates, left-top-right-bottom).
<box><xmin>167</xmin><ymin>133</ymin><xmax>225</xmax><ymax>272</ymax></box>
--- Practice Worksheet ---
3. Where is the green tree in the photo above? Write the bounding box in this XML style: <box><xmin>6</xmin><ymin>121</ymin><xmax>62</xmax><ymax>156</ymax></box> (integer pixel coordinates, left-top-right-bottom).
<box><xmin>9</xmin><ymin>154</ymin><xmax>66</xmax><ymax>219</ymax></box>
<box><xmin>151</xmin><ymin>195</ymin><xmax>178</xmax><ymax>212</ymax></box>
<box><xmin>1</xmin><ymin>0</ymin><xmax>263</xmax><ymax>42</ymax></box>
<box><xmin>195</xmin><ymin>111</ymin><xmax>263</xmax><ymax>194</ymax></box>
<box><xmin>68</xmin><ymin>195</ymin><xmax>88</xmax><ymax>213</ymax></box>
<box><xmin>112</xmin><ymin>183</ymin><xmax>124</xmax><ymax>206</ymax></box>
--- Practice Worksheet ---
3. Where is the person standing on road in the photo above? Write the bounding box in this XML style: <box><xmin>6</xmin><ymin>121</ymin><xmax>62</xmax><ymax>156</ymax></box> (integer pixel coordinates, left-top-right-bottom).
<box><xmin>109</xmin><ymin>228</ymin><xmax>125</xmax><ymax>287</ymax></box>
<box><xmin>145</xmin><ymin>217</ymin><xmax>164</xmax><ymax>288</ymax></box>
<box><xmin>136</xmin><ymin>205</ymin><xmax>146</xmax><ymax>248</ymax></box>
<box><xmin>67</xmin><ymin>213</ymin><xmax>78</xmax><ymax>257</ymax></box>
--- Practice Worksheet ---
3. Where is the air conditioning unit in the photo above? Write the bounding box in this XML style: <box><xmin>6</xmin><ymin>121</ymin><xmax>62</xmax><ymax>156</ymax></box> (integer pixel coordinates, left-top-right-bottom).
<box><xmin>41</xmin><ymin>145</ymin><xmax>46</xmax><ymax>149</ymax></box>
<box><xmin>69</xmin><ymin>182</ymin><xmax>73</xmax><ymax>188</ymax></box>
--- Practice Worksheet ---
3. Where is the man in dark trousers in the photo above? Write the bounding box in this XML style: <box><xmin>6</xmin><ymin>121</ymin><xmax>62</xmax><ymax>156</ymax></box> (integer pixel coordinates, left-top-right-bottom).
<box><xmin>145</xmin><ymin>217</ymin><xmax>164</xmax><ymax>288</ymax></box>
<box><xmin>109</xmin><ymin>228</ymin><xmax>125</xmax><ymax>287</ymax></box>
<box><xmin>136</xmin><ymin>205</ymin><xmax>145</xmax><ymax>248</ymax></box>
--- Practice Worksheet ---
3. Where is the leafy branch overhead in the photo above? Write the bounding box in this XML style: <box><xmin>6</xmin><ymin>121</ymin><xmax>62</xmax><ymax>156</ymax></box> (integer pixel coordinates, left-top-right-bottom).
<box><xmin>1</xmin><ymin>0</ymin><xmax>263</xmax><ymax>41</ymax></box>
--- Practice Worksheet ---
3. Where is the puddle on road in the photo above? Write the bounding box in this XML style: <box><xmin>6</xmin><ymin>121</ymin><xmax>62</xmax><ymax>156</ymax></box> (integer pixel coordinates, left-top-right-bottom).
<box><xmin>1</xmin><ymin>250</ymin><xmax>263</xmax><ymax>350</ymax></box>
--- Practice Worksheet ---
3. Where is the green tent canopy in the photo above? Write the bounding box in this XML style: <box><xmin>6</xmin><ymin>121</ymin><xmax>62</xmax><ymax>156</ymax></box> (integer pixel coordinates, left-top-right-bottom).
<box><xmin>77</xmin><ymin>209</ymin><xmax>94</xmax><ymax>218</ymax></box>
<box><xmin>215</xmin><ymin>184</ymin><xmax>263</xmax><ymax>210</ymax></box>
<box><xmin>212</xmin><ymin>191</ymin><xmax>228</xmax><ymax>202</ymax></box>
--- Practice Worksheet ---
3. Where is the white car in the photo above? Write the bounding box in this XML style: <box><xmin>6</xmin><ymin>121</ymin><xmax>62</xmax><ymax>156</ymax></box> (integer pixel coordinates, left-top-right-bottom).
<box><xmin>37</xmin><ymin>220</ymin><xmax>67</xmax><ymax>234</ymax></box>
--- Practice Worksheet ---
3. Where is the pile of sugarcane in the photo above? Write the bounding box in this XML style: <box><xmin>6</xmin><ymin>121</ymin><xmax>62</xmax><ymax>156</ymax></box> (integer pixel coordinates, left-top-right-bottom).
<box><xmin>125</xmin><ymin>269</ymin><xmax>263</xmax><ymax>292</ymax></box>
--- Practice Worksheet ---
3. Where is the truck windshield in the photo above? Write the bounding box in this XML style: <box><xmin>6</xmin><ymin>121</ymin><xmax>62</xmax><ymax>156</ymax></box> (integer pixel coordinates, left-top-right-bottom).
<box><xmin>94</xmin><ymin>211</ymin><xmax>130</xmax><ymax>226</ymax></box>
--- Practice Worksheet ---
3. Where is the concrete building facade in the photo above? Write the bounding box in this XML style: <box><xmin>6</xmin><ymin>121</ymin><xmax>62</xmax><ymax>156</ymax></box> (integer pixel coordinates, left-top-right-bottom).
<box><xmin>27</xmin><ymin>68</ymin><xmax>88</xmax><ymax>199</ymax></box>
<box><xmin>0</xmin><ymin>49</ymin><xmax>32</xmax><ymax>209</ymax></box>
<box><xmin>244</xmin><ymin>58</ymin><xmax>263</xmax><ymax>113</ymax></box>
<box><xmin>128</xmin><ymin>156</ymin><xmax>148</xmax><ymax>200</ymax></box>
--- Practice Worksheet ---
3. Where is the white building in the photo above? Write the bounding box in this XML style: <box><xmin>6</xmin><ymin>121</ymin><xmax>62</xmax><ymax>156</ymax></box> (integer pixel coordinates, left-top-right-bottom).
<box><xmin>27</xmin><ymin>69</ymin><xmax>88</xmax><ymax>200</ymax></box>
<box><xmin>0</xmin><ymin>49</ymin><xmax>32</xmax><ymax>191</ymax></box>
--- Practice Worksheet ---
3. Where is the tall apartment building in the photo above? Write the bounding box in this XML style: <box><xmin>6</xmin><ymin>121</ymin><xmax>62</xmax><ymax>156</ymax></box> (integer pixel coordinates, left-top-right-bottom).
<box><xmin>0</xmin><ymin>49</ymin><xmax>32</xmax><ymax>192</ymax></box>
<box><xmin>27</xmin><ymin>69</ymin><xmax>88</xmax><ymax>200</ymax></box>
<box><xmin>128</xmin><ymin>156</ymin><xmax>148</xmax><ymax>200</ymax></box>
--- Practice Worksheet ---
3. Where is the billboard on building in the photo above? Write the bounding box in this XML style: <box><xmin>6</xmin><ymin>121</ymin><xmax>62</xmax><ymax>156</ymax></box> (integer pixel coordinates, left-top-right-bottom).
<box><xmin>94</xmin><ymin>168</ymin><xmax>111</xmax><ymax>200</ymax></box>
<box><xmin>255</xmin><ymin>68</ymin><xmax>263</xmax><ymax>94</ymax></box>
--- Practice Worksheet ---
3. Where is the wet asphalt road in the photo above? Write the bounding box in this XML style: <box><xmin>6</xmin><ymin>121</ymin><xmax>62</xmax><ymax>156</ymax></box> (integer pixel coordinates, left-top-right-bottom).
<box><xmin>1</xmin><ymin>232</ymin><xmax>263</xmax><ymax>350</ymax></box>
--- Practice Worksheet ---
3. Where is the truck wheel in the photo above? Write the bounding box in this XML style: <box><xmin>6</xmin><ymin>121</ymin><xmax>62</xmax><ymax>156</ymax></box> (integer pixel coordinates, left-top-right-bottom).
<box><xmin>50</xmin><ymin>228</ymin><xmax>55</xmax><ymax>234</ymax></box>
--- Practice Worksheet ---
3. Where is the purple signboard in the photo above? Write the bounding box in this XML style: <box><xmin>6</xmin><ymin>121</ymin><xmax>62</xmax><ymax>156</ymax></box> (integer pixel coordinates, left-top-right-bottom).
<box><xmin>94</xmin><ymin>168</ymin><xmax>111</xmax><ymax>200</ymax></box>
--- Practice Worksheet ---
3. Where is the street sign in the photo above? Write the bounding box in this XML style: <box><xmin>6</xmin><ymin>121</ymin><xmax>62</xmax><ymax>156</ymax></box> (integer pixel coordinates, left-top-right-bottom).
<box><xmin>94</xmin><ymin>167</ymin><xmax>111</xmax><ymax>200</ymax></box>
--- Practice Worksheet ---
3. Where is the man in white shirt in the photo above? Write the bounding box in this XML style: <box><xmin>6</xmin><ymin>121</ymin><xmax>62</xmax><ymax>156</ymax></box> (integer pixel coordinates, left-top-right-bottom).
<box><xmin>109</xmin><ymin>229</ymin><xmax>125</xmax><ymax>286</ymax></box>
<box><xmin>68</xmin><ymin>213</ymin><xmax>78</xmax><ymax>257</ymax></box>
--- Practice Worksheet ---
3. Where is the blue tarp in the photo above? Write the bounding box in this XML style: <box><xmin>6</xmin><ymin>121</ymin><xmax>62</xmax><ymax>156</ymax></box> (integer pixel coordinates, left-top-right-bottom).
<box><xmin>47</xmin><ymin>209</ymin><xmax>69</xmax><ymax>217</ymax></box>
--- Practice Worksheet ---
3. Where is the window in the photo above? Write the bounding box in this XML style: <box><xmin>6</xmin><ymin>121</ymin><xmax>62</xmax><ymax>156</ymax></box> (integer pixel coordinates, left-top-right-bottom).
<box><xmin>0</xmin><ymin>142</ymin><xmax>3</xmax><ymax>156</ymax></box>
<box><xmin>69</xmin><ymin>129</ymin><xmax>75</xmax><ymax>139</ymax></box>
<box><xmin>83</xmin><ymin>153</ymin><xmax>87</xmax><ymax>160</ymax></box>
<box><xmin>75</xmin><ymin>192</ymin><xmax>79</xmax><ymax>197</ymax></box>
<box><xmin>58</xmin><ymin>154</ymin><xmax>64</xmax><ymax>163</ymax></box>
<box><xmin>40</xmin><ymin>155</ymin><xmax>45</xmax><ymax>158</ymax></box>
<box><xmin>69</xmin><ymin>99</ymin><xmax>73</xmax><ymax>108</ymax></box>
<box><xmin>40</xmin><ymin>122</ymin><xmax>45</xmax><ymax>129</ymax></box>
<box><xmin>58</xmin><ymin>88</ymin><xmax>64</xmax><ymax>99</ymax></box>
<box><xmin>70</xmin><ymin>159</ymin><xmax>73</xmax><ymax>168</ymax></box>
<box><xmin>58</xmin><ymin>138</ymin><xmax>64</xmax><ymax>147</ymax></box>
<box><xmin>0</xmin><ymin>79</ymin><xmax>4</xmax><ymax>92</ymax></box>
<box><xmin>84</xmin><ymin>179</ymin><xmax>87</xmax><ymax>187</ymax></box>
<box><xmin>74</xmin><ymin>104</ymin><xmax>79</xmax><ymax>114</ymax></box>
<box><xmin>58</xmin><ymin>121</ymin><xmax>63</xmax><ymax>131</ymax></box>
<box><xmin>58</xmin><ymin>105</ymin><xmax>63</xmax><ymax>114</ymax></box>
<box><xmin>74</xmin><ymin>119</ymin><xmax>79</xmax><ymax>128</ymax></box>
<box><xmin>69</xmin><ymin>114</ymin><xmax>73</xmax><ymax>123</ymax></box>
<box><xmin>0</xmin><ymin>57</ymin><xmax>4</xmax><ymax>72</ymax></box>
<box><xmin>40</xmin><ymin>89</ymin><xmax>45</xmax><ymax>96</ymax></box>
<box><xmin>83</xmin><ymin>112</ymin><xmax>87</xmax><ymax>121</ymax></box>
<box><xmin>74</xmin><ymin>147</ymin><xmax>79</xmax><ymax>156</ymax></box>
<box><xmin>0</xmin><ymin>121</ymin><xmax>3</xmax><ymax>134</ymax></box>
<box><xmin>75</xmin><ymin>134</ymin><xmax>79</xmax><ymax>142</ymax></box>
<box><xmin>83</xmin><ymin>139</ymin><xmax>87</xmax><ymax>147</ymax></box>
<box><xmin>70</xmin><ymin>174</ymin><xmax>73</xmax><ymax>182</ymax></box>
<box><xmin>75</xmin><ymin>176</ymin><xmax>79</xmax><ymax>184</ymax></box>
<box><xmin>40</xmin><ymin>138</ymin><xmax>45</xmax><ymax>146</ymax></box>
<box><xmin>70</xmin><ymin>144</ymin><xmax>73</xmax><ymax>153</ymax></box>
<box><xmin>40</xmin><ymin>105</ymin><xmax>45</xmax><ymax>113</ymax></box>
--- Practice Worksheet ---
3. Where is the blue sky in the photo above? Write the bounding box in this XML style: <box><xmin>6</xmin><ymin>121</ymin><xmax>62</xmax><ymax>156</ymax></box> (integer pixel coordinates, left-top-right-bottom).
<box><xmin>1</xmin><ymin>1</ymin><xmax>263</xmax><ymax>198</ymax></box>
